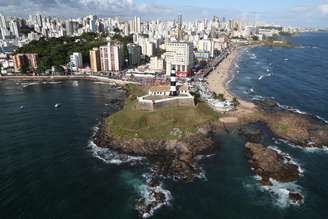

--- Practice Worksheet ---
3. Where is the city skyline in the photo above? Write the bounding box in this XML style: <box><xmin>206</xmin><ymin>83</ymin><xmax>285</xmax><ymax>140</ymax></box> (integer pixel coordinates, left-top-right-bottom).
<box><xmin>0</xmin><ymin>0</ymin><xmax>328</xmax><ymax>27</ymax></box>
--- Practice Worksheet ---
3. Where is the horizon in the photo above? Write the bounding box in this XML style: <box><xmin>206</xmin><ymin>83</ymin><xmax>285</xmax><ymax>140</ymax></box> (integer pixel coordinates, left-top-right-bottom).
<box><xmin>0</xmin><ymin>0</ymin><xmax>328</xmax><ymax>28</ymax></box>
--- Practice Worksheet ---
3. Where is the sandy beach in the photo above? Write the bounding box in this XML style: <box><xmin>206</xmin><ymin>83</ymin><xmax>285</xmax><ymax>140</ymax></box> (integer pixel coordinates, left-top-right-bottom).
<box><xmin>207</xmin><ymin>47</ymin><xmax>257</xmax><ymax>123</ymax></box>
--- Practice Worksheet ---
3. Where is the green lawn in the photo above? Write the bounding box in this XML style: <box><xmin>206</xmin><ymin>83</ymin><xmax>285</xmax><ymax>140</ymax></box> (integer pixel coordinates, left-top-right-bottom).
<box><xmin>105</xmin><ymin>85</ymin><xmax>219</xmax><ymax>140</ymax></box>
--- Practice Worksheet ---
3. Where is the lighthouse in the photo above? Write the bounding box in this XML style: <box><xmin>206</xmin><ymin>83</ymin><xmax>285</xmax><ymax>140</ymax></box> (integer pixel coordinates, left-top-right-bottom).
<box><xmin>170</xmin><ymin>68</ymin><xmax>177</xmax><ymax>96</ymax></box>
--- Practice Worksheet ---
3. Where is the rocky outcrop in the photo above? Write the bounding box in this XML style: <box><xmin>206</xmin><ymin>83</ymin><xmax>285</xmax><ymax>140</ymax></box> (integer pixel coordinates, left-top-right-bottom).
<box><xmin>239</xmin><ymin>125</ymin><xmax>262</xmax><ymax>143</ymax></box>
<box><xmin>135</xmin><ymin>177</ymin><xmax>171</xmax><ymax>218</ymax></box>
<box><xmin>260</xmin><ymin>111</ymin><xmax>328</xmax><ymax>148</ymax></box>
<box><xmin>95</xmin><ymin>123</ymin><xmax>217</xmax><ymax>182</ymax></box>
<box><xmin>245</xmin><ymin>142</ymin><xmax>300</xmax><ymax>185</ymax></box>
<box><xmin>245</xmin><ymin>142</ymin><xmax>304</xmax><ymax>205</ymax></box>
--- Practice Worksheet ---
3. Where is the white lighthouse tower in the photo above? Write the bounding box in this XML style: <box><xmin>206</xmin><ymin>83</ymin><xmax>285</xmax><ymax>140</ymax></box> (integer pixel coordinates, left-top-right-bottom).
<box><xmin>170</xmin><ymin>68</ymin><xmax>177</xmax><ymax>96</ymax></box>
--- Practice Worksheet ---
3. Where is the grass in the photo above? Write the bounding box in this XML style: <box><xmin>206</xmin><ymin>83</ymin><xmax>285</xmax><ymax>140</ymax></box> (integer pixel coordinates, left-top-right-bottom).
<box><xmin>105</xmin><ymin>85</ymin><xmax>219</xmax><ymax>140</ymax></box>
<box><xmin>272</xmin><ymin>123</ymin><xmax>289</xmax><ymax>135</ymax></box>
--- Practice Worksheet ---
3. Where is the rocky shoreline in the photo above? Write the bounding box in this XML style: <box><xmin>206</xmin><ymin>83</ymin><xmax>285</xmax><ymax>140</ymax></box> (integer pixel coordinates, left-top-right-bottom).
<box><xmin>95</xmin><ymin>122</ymin><xmax>219</xmax><ymax>182</ymax></box>
<box><xmin>94</xmin><ymin>122</ymin><xmax>219</xmax><ymax>217</ymax></box>
<box><xmin>239</xmin><ymin>100</ymin><xmax>328</xmax><ymax>149</ymax></box>
<box><xmin>245</xmin><ymin>142</ymin><xmax>304</xmax><ymax>205</ymax></box>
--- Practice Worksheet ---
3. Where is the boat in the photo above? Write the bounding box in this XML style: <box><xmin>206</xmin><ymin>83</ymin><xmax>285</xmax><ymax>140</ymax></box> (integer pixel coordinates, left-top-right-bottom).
<box><xmin>19</xmin><ymin>105</ymin><xmax>24</xmax><ymax>110</ymax></box>
<box><xmin>54</xmin><ymin>103</ymin><xmax>61</xmax><ymax>108</ymax></box>
<box><xmin>72</xmin><ymin>81</ymin><xmax>79</xmax><ymax>87</ymax></box>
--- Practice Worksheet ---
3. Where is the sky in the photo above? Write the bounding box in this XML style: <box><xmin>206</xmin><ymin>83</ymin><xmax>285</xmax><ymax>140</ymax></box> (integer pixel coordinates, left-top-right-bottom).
<box><xmin>0</xmin><ymin>0</ymin><xmax>328</xmax><ymax>27</ymax></box>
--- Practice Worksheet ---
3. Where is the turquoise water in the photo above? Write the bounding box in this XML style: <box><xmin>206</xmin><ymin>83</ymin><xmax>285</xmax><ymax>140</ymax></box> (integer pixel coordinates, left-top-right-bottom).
<box><xmin>1</xmin><ymin>32</ymin><xmax>328</xmax><ymax>218</ymax></box>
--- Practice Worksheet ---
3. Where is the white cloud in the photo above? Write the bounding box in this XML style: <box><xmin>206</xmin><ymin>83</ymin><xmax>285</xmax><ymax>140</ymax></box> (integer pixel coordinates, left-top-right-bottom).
<box><xmin>291</xmin><ymin>6</ymin><xmax>309</xmax><ymax>12</ymax></box>
<box><xmin>319</xmin><ymin>4</ymin><xmax>328</xmax><ymax>15</ymax></box>
<box><xmin>137</xmin><ymin>3</ymin><xmax>147</xmax><ymax>13</ymax></box>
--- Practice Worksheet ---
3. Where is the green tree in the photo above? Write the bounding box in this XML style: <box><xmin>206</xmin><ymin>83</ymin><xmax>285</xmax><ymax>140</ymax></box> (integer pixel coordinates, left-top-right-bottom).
<box><xmin>213</xmin><ymin>93</ymin><xmax>226</xmax><ymax>101</ymax></box>
<box><xmin>20</xmin><ymin>62</ymin><xmax>29</xmax><ymax>74</ymax></box>
<box><xmin>232</xmin><ymin>97</ymin><xmax>240</xmax><ymax>107</ymax></box>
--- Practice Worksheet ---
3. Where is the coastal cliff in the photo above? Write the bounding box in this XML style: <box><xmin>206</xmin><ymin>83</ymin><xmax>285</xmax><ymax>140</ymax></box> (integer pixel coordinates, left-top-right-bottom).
<box><xmin>95</xmin><ymin>122</ymin><xmax>218</xmax><ymax>181</ymax></box>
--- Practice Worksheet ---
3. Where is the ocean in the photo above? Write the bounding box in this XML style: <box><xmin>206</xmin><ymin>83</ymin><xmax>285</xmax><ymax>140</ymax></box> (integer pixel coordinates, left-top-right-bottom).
<box><xmin>1</xmin><ymin>32</ymin><xmax>328</xmax><ymax>218</ymax></box>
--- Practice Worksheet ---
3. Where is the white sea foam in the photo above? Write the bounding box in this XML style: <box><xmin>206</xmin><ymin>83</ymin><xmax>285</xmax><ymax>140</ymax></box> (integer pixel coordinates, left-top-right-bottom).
<box><xmin>89</xmin><ymin>140</ymin><xmax>144</xmax><ymax>165</ymax></box>
<box><xmin>258</xmin><ymin>73</ymin><xmax>272</xmax><ymax>81</ymax></box>
<box><xmin>268</xmin><ymin>146</ymin><xmax>304</xmax><ymax>175</ymax></box>
<box><xmin>315</xmin><ymin>115</ymin><xmax>328</xmax><ymax>124</ymax></box>
<box><xmin>276</xmin><ymin>139</ymin><xmax>328</xmax><ymax>153</ymax></box>
<box><xmin>136</xmin><ymin>173</ymin><xmax>172</xmax><ymax>218</ymax></box>
<box><xmin>21</xmin><ymin>82</ymin><xmax>40</xmax><ymax>88</ymax></box>
<box><xmin>88</xmin><ymin>125</ymin><xmax>144</xmax><ymax>165</ymax></box>
<box><xmin>250</xmin><ymin>54</ymin><xmax>257</xmax><ymax>60</ymax></box>
<box><xmin>47</xmin><ymin>81</ymin><xmax>63</xmax><ymax>85</ymax></box>
<box><xmin>276</xmin><ymin>102</ymin><xmax>307</xmax><ymax>115</ymax></box>
<box><xmin>258</xmin><ymin>75</ymin><xmax>264</xmax><ymax>80</ymax></box>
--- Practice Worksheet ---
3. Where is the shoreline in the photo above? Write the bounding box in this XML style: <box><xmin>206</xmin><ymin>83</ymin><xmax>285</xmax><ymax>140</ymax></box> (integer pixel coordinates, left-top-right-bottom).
<box><xmin>0</xmin><ymin>75</ymin><xmax>140</xmax><ymax>85</ymax></box>
<box><xmin>207</xmin><ymin>46</ymin><xmax>258</xmax><ymax>124</ymax></box>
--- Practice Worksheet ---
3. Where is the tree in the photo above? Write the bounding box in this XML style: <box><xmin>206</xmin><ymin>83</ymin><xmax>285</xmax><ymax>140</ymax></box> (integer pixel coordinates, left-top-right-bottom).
<box><xmin>232</xmin><ymin>97</ymin><xmax>240</xmax><ymax>107</ymax></box>
<box><xmin>252</xmin><ymin>35</ymin><xmax>259</xmax><ymax>41</ymax></box>
<box><xmin>20</xmin><ymin>62</ymin><xmax>29</xmax><ymax>74</ymax></box>
<box><xmin>213</xmin><ymin>93</ymin><xmax>226</xmax><ymax>101</ymax></box>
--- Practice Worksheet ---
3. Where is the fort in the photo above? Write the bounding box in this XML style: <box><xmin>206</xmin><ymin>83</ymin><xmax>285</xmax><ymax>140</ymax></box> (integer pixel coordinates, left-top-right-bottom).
<box><xmin>137</xmin><ymin>69</ymin><xmax>195</xmax><ymax>111</ymax></box>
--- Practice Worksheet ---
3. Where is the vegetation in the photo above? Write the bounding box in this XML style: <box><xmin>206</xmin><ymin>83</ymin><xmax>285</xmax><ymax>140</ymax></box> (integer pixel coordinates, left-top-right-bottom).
<box><xmin>232</xmin><ymin>97</ymin><xmax>240</xmax><ymax>107</ymax></box>
<box><xmin>19</xmin><ymin>26</ymin><xmax>35</xmax><ymax>35</ymax></box>
<box><xmin>213</xmin><ymin>93</ymin><xmax>226</xmax><ymax>101</ymax></box>
<box><xmin>20</xmin><ymin>62</ymin><xmax>30</xmax><ymax>74</ymax></box>
<box><xmin>17</xmin><ymin>32</ymin><xmax>108</xmax><ymax>71</ymax></box>
<box><xmin>272</xmin><ymin>123</ymin><xmax>289</xmax><ymax>135</ymax></box>
<box><xmin>105</xmin><ymin>85</ymin><xmax>219</xmax><ymax>140</ymax></box>
<box><xmin>112</xmin><ymin>34</ymin><xmax>133</xmax><ymax>60</ymax></box>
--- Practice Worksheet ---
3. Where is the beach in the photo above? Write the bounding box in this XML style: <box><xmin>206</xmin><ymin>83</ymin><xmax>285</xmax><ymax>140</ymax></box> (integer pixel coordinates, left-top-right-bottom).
<box><xmin>207</xmin><ymin>47</ymin><xmax>257</xmax><ymax>123</ymax></box>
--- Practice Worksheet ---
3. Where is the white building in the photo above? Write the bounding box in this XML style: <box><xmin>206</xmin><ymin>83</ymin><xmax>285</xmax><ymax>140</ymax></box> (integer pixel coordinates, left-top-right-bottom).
<box><xmin>129</xmin><ymin>16</ymin><xmax>141</xmax><ymax>34</ymax></box>
<box><xmin>99</xmin><ymin>42</ymin><xmax>124</xmax><ymax>71</ymax></box>
<box><xmin>163</xmin><ymin>42</ymin><xmax>194</xmax><ymax>77</ymax></box>
<box><xmin>70</xmin><ymin>52</ymin><xmax>83</xmax><ymax>71</ymax></box>
<box><xmin>150</xmin><ymin>56</ymin><xmax>164</xmax><ymax>73</ymax></box>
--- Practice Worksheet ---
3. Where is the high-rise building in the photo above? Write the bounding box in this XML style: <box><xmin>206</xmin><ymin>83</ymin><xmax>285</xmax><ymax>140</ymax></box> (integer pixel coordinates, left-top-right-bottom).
<box><xmin>129</xmin><ymin>16</ymin><xmax>141</xmax><ymax>34</ymax></box>
<box><xmin>0</xmin><ymin>14</ymin><xmax>7</xmax><ymax>29</ymax></box>
<box><xmin>69</xmin><ymin>52</ymin><xmax>83</xmax><ymax>71</ymax></box>
<box><xmin>9</xmin><ymin>20</ymin><xmax>20</xmax><ymax>38</ymax></box>
<box><xmin>13</xmin><ymin>53</ymin><xmax>38</xmax><ymax>73</ymax></box>
<box><xmin>65</xmin><ymin>20</ymin><xmax>74</xmax><ymax>36</ymax></box>
<box><xmin>99</xmin><ymin>42</ymin><xmax>124</xmax><ymax>71</ymax></box>
<box><xmin>127</xmin><ymin>43</ymin><xmax>141</xmax><ymax>66</ymax></box>
<box><xmin>177</xmin><ymin>15</ymin><xmax>183</xmax><ymax>41</ymax></box>
<box><xmin>164</xmin><ymin>42</ymin><xmax>194</xmax><ymax>77</ymax></box>
<box><xmin>89</xmin><ymin>48</ymin><xmax>101</xmax><ymax>72</ymax></box>
<box><xmin>89</xmin><ymin>15</ymin><xmax>97</xmax><ymax>32</ymax></box>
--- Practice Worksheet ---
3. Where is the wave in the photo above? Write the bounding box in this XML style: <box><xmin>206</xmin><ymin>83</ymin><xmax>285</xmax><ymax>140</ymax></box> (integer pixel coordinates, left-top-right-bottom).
<box><xmin>250</xmin><ymin>54</ymin><xmax>257</xmax><ymax>60</ymax></box>
<box><xmin>21</xmin><ymin>82</ymin><xmax>40</xmax><ymax>88</ymax></box>
<box><xmin>275</xmin><ymin>138</ymin><xmax>328</xmax><ymax>153</ymax></box>
<box><xmin>261</xmin><ymin>179</ymin><xmax>304</xmax><ymax>208</ymax></box>
<box><xmin>89</xmin><ymin>141</ymin><xmax>144</xmax><ymax>165</ymax></box>
<box><xmin>258</xmin><ymin>73</ymin><xmax>272</xmax><ymax>81</ymax></box>
<box><xmin>43</xmin><ymin>81</ymin><xmax>63</xmax><ymax>85</ymax></box>
<box><xmin>88</xmin><ymin>125</ymin><xmax>144</xmax><ymax>165</ymax></box>
<box><xmin>136</xmin><ymin>173</ymin><xmax>172</xmax><ymax>218</ymax></box>
<box><xmin>268</xmin><ymin>146</ymin><xmax>304</xmax><ymax>175</ymax></box>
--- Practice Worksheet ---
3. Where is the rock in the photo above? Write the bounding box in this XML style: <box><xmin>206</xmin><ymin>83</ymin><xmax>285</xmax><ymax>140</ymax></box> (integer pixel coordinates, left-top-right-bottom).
<box><xmin>254</xmin><ymin>99</ymin><xmax>279</xmax><ymax>111</ymax></box>
<box><xmin>95</xmin><ymin>123</ymin><xmax>218</xmax><ymax>182</ymax></box>
<box><xmin>245</xmin><ymin>142</ymin><xmax>300</xmax><ymax>185</ymax></box>
<box><xmin>289</xmin><ymin>192</ymin><xmax>304</xmax><ymax>205</ymax></box>
<box><xmin>239</xmin><ymin>125</ymin><xmax>262</xmax><ymax>143</ymax></box>
<box><xmin>260</xmin><ymin>111</ymin><xmax>328</xmax><ymax>148</ymax></box>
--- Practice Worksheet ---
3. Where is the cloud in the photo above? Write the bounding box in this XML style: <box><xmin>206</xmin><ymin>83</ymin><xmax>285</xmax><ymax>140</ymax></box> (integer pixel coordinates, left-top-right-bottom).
<box><xmin>0</xmin><ymin>0</ymin><xmax>141</xmax><ymax>17</ymax></box>
<box><xmin>319</xmin><ymin>4</ymin><xmax>328</xmax><ymax>15</ymax></box>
